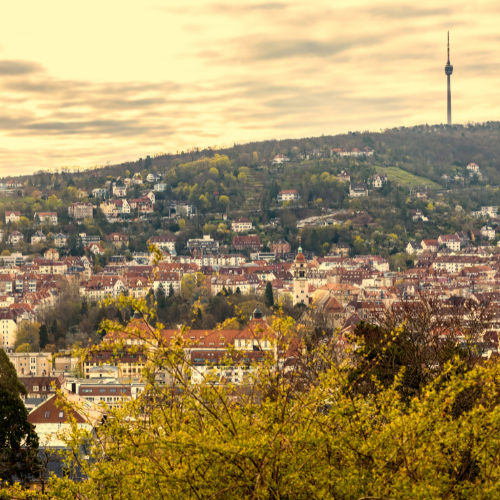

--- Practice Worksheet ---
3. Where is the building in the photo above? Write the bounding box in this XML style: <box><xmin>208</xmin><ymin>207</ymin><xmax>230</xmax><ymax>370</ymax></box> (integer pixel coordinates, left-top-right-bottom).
<box><xmin>370</xmin><ymin>173</ymin><xmax>387</xmax><ymax>188</ymax></box>
<box><xmin>92</xmin><ymin>188</ymin><xmax>108</xmax><ymax>199</ymax></box>
<box><xmin>231</xmin><ymin>218</ymin><xmax>253</xmax><ymax>232</ymax></box>
<box><xmin>129</xmin><ymin>197</ymin><xmax>154</xmax><ymax>213</ymax></box>
<box><xmin>0</xmin><ymin>310</ymin><xmax>17</xmax><ymax>349</ymax></box>
<box><xmin>277</xmin><ymin>190</ymin><xmax>300</xmax><ymax>202</ymax></box>
<box><xmin>5</xmin><ymin>211</ymin><xmax>21</xmax><ymax>224</ymax></box>
<box><xmin>147</xmin><ymin>235</ymin><xmax>176</xmax><ymax>253</ymax></box>
<box><xmin>481</xmin><ymin>226</ymin><xmax>495</xmax><ymax>240</ymax></box>
<box><xmin>467</xmin><ymin>163</ymin><xmax>480</xmax><ymax>173</ymax></box>
<box><xmin>293</xmin><ymin>246</ymin><xmax>310</xmax><ymax>306</ymax></box>
<box><xmin>187</xmin><ymin>235</ymin><xmax>219</xmax><ymax>254</ymax></box>
<box><xmin>270</xmin><ymin>239</ymin><xmax>291</xmax><ymax>258</ymax></box>
<box><xmin>445</xmin><ymin>31</ymin><xmax>453</xmax><ymax>126</ymax></box>
<box><xmin>34</xmin><ymin>212</ymin><xmax>58</xmax><ymax>225</ymax></box>
<box><xmin>170</xmin><ymin>202</ymin><xmax>196</xmax><ymax>218</ymax></box>
<box><xmin>438</xmin><ymin>234</ymin><xmax>460</xmax><ymax>251</ymax></box>
<box><xmin>422</xmin><ymin>239</ymin><xmax>439</xmax><ymax>252</ymax></box>
<box><xmin>44</xmin><ymin>248</ymin><xmax>59</xmax><ymax>261</ymax></box>
<box><xmin>106</xmin><ymin>233</ymin><xmax>129</xmax><ymax>247</ymax></box>
<box><xmin>112</xmin><ymin>185</ymin><xmax>127</xmax><ymax>197</ymax></box>
<box><xmin>154</xmin><ymin>183</ymin><xmax>167</xmax><ymax>191</ymax></box>
<box><xmin>147</xmin><ymin>173</ymin><xmax>161</xmax><ymax>183</ymax></box>
<box><xmin>68</xmin><ymin>202</ymin><xmax>93</xmax><ymax>220</ymax></box>
<box><xmin>406</xmin><ymin>241</ymin><xmax>423</xmax><ymax>255</ymax></box>
<box><xmin>349</xmin><ymin>183</ymin><xmax>368</xmax><ymax>198</ymax></box>
<box><xmin>53</xmin><ymin>233</ymin><xmax>68</xmax><ymax>248</ymax></box>
<box><xmin>7</xmin><ymin>352</ymin><xmax>53</xmax><ymax>377</ymax></box>
<box><xmin>7</xmin><ymin>231</ymin><xmax>23</xmax><ymax>245</ymax></box>
<box><xmin>232</xmin><ymin>235</ymin><xmax>262</xmax><ymax>251</ymax></box>
<box><xmin>31</xmin><ymin>230</ymin><xmax>47</xmax><ymax>244</ymax></box>
<box><xmin>153</xmin><ymin>271</ymin><xmax>181</xmax><ymax>295</ymax></box>
<box><xmin>272</xmin><ymin>154</ymin><xmax>290</xmax><ymax>164</ymax></box>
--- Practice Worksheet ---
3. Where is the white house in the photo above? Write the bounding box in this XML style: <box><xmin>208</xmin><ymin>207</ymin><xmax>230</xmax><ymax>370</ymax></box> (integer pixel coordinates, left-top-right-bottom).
<box><xmin>349</xmin><ymin>183</ymin><xmax>368</xmax><ymax>198</ymax></box>
<box><xmin>53</xmin><ymin>233</ymin><xmax>68</xmax><ymax>248</ymax></box>
<box><xmin>7</xmin><ymin>231</ymin><xmax>23</xmax><ymax>245</ymax></box>
<box><xmin>277</xmin><ymin>190</ymin><xmax>300</xmax><ymax>202</ymax></box>
<box><xmin>147</xmin><ymin>173</ymin><xmax>161</xmax><ymax>183</ymax></box>
<box><xmin>34</xmin><ymin>212</ymin><xmax>58</xmax><ymax>225</ymax></box>
<box><xmin>481</xmin><ymin>225</ymin><xmax>495</xmax><ymax>241</ymax></box>
<box><xmin>113</xmin><ymin>185</ymin><xmax>127</xmax><ymax>197</ymax></box>
<box><xmin>5</xmin><ymin>211</ymin><xmax>21</xmax><ymax>224</ymax></box>
<box><xmin>272</xmin><ymin>154</ymin><xmax>290</xmax><ymax>165</ymax></box>
<box><xmin>231</xmin><ymin>218</ymin><xmax>253</xmax><ymax>232</ymax></box>
<box><xmin>467</xmin><ymin>163</ymin><xmax>480</xmax><ymax>173</ymax></box>
<box><xmin>143</xmin><ymin>191</ymin><xmax>155</xmax><ymax>204</ymax></box>
<box><xmin>31</xmin><ymin>231</ymin><xmax>47</xmax><ymax>244</ymax></box>
<box><xmin>438</xmin><ymin>234</ymin><xmax>461</xmax><ymax>251</ymax></box>
<box><xmin>154</xmin><ymin>183</ymin><xmax>167</xmax><ymax>192</ymax></box>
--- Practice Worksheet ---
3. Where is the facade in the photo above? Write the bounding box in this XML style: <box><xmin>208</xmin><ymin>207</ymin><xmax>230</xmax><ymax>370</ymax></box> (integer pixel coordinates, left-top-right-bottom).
<box><xmin>154</xmin><ymin>183</ymin><xmax>167</xmax><ymax>191</ymax></box>
<box><xmin>187</xmin><ymin>235</ymin><xmax>219</xmax><ymax>254</ymax></box>
<box><xmin>438</xmin><ymin>234</ymin><xmax>461</xmax><ymax>251</ymax></box>
<box><xmin>147</xmin><ymin>235</ymin><xmax>176</xmax><ymax>253</ymax></box>
<box><xmin>53</xmin><ymin>233</ymin><xmax>68</xmax><ymax>248</ymax></box>
<box><xmin>170</xmin><ymin>202</ymin><xmax>196</xmax><ymax>218</ymax></box>
<box><xmin>233</xmin><ymin>235</ymin><xmax>262</xmax><ymax>251</ymax></box>
<box><xmin>106</xmin><ymin>233</ymin><xmax>129</xmax><ymax>247</ymax></box>
<box><xmin>231</xmin><ymin>218</ymin><xmax>253</xmax><ymax>232</ymax></box>
<box><xmin>112</xmin><ymin>185</ymin><xmax>127</xmax><ymax>197</ymax></box>
<box><xmin>68</xmin><ymin>202</ymin><xmax>93</xmax><ymax>220</ymax></box>
<box><xmin>44</xmin><ymin>248</ymin><xmax>60</xmax><ymax>261</ymax></box>
<box><xmin>31</xmin><ymin>231</ymin><xmax>47</xmax><ymax>244</ymax></box>
<box><xmin>467</xmin><ymin>163</ymin><xmax>479</xmax><ymax>173</ymax></box>
<box><xmin>293</xmin><ymin>247</ymin><xmax>310</xmax><ymax>306</ymax></box>
<box><xmin>34</xmin><ymin>212</ymin><xmax>58</xmax><ymax>225</ymax></box>
<box><xmin>270</xmin><ymin>239</ymin><xmax>291</xmax><ymax>258</ymax></box>
<box><xmin>8</xmin><ymin>231</ymin><xmax>23</xmax><ymax>245</ymax></box>
<box><xmin>481</xmin><ymin>225</ymin><xmax>495</xmax><ymax>240</ymax></box>
<box><xmin>272</xmin><ymin>154</ymin><xmax>290</xmax><ymax>164</ymax></box>
<box><xmin>277</xmin><ymin>190</ymin><xmax>300</xmax><ymax>202</ymax></box>
<box><xmin>349</xmin><ymin>183</ymin><xmax>368</xmax><ymax>198</ymax></box>
<box><xmin>7</xmin><ymin>352</ymin><xmax>52</xmax><ymax>377</ymax></box>
<box><xmin>129</xmin><ymin>197</ymin><xmax>154</xmax><ymax>213</ymax></box>
<box><xmin>5</xmin><ymin>211</ymin><xmax>21</xmax><ymax>224</ymax></box>
<box><xmin>0</xmin><ymin>310</ymin><xmax>17</xmax><ymax>349</ymax></box>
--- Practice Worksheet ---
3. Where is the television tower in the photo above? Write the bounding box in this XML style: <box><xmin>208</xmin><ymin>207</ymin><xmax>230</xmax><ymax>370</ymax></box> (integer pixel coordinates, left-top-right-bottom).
<box><xmin>445</xmin><ymin>31</ymin><xmax>453</xmax><ymax>126</ymax></box>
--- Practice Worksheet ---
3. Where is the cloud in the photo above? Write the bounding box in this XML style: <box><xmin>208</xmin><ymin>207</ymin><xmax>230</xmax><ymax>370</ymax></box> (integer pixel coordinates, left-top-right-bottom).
<box><xmin>0</xmin><ymin>60</ymin><xmax>43</xmax><ymax>76</ymax></box>
<box><xmin>207</xmin><ymin>2</ymin><xmax>288</xmax><ymax>13</ymax></box>
<box><xmin>367</xmin><ymin>5</ymin><xmax>453</xmax><ymax>19</ymax></box>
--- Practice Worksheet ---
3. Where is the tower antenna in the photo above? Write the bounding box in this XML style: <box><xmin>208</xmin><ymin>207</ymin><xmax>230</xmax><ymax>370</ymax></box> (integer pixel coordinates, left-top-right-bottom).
<box><xmin>447</xmin><ymin>31</ymin><xmax>450</xmax><ymax>63</ymax></box>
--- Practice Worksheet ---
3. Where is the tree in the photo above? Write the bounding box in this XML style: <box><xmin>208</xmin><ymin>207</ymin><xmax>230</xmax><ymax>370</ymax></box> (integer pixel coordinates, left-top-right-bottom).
<box><xmin>15</xmin><ymin>322</ymin><xmax>41</xmax><ymax>351</ymax></box>
<box><xmin>265</xmin><ymin>281</ymin><xmax>274</xmax><ymax>307</ymax></box>
<box><xmin>15</xmin><ymin>343</ymin><xmax>31</xmax><ymax>353</ymax></box>
<box><xmin>252</xmin><ymin>151</ymin><xmax>259</xmax><ymax>165</ymax></box>
<box><xmin>169</xmin><ymin>284</ymin><xmax>175</xmax><ymax>297</ymax></box>
<box><xmin>39</xmin><ymin>324</ymin><xmax>49</xmax><ymax>349</ymax></box>
<box><xmin>0</xmin><ymin>350</ymin><xmax>39</xmax><ymax>486</ymax></box>
<box><xmin>219</xmin><ymin>195</ymin><xmax>230</xmax><ymax>209</ymax></box>
<box><xmin>144</xmin><ymin>155</ymin><xmax>152</xmax><ymax>168</ymax></box>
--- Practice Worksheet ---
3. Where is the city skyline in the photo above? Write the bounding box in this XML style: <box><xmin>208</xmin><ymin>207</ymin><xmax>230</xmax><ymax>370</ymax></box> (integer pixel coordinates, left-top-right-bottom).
<box><xmin>0</xmin><ymin>0</ymin><xmax>500</xmax><ymax>173</ymax></box>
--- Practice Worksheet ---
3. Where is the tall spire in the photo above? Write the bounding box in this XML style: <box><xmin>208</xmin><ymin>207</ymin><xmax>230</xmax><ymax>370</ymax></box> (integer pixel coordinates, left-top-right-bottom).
<box><xmin>445</xmin><ymin>32</ymin><xmax>454</xmax><ymax>126</ymax></box>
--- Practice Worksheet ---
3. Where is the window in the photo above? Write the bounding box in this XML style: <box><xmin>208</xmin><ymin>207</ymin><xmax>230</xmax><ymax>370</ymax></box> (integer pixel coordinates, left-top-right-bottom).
<box><xmin>120</xmin><ymin>389</ymin><xmax>127</xmax><ymax>393</ymax></box>
<box><xmin>42</xmin><ymin>386</ymin><xmax>46</xmax><ymax>391</ymax></box>
<box><xmin>44</xmin><ymin>412</ymin><xmax>50</xmax><ymax>418</ymax></box>
<box><xmin>33</xmin><ymin>386</ymin><xmax>39</xmax><ymax>391</ymax></box>
<box><xmin>109</xmin><ymin>389</ymin><xmax>117</xmax><ymax>393</ymax></box>
<box><xmin>82</xmin><ymin>389</ymin><xmax>92</xmax><ymax>393</ymax></box>
<box><xmin>99</xmin><ymin>389</ymin><xmax>106</xmax><ymax>393</ymax></box>
<box><xmin>59</xmin><ymin>411</ymin><xmax>64</xmax><ymax>418</ymax></box>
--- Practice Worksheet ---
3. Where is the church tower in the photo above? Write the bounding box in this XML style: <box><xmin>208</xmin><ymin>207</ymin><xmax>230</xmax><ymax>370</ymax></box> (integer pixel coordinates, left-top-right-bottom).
<box><xmin>293</xmin><ymin>241</ymin><xmax>309</xmax><ymax>306</ymax></box>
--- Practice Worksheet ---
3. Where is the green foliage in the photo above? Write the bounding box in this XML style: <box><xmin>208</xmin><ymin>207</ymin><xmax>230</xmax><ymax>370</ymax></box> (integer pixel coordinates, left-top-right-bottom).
<box><xmin>265</xmin><ymin>281</ymin><xmax>274</xmax><ymax>307</ymax></box>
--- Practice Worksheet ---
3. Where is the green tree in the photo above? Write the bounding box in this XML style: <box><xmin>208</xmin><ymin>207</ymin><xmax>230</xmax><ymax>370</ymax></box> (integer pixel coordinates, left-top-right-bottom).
<box><xmin>0</xmin><ymin>350</ymin><xmax>39</xmax><ymax>486</ymax></box>
<box><xmin>265</xmin><ymin>281</ymin><xmax>274</xmax><ymax>307</ymax></box>
<box><xmin>39</xmin><ymin>324</ymin><xmax>49</xmax><ymax>349</ymax></box>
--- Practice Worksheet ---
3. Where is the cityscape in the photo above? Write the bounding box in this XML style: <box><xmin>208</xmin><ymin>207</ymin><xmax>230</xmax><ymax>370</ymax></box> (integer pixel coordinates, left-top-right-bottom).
<box><xmin>2</xmin><ymin>2</ymin><xmax>500</xmax><ymax>499</ymax></box>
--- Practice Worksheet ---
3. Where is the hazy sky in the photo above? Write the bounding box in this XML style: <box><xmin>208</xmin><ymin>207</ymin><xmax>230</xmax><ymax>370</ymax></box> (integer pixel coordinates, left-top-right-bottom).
<box><xmin>0</xmin><ymin>0</ymin><xmax>499</xmax><ymax>174</ymax></box>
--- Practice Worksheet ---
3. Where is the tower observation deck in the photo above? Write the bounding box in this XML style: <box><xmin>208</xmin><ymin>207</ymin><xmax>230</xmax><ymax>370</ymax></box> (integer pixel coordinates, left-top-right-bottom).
<box><xmin>445</xmin><ymin>32</ymin><xmax>453</xmax><ymax>126</ymax></box>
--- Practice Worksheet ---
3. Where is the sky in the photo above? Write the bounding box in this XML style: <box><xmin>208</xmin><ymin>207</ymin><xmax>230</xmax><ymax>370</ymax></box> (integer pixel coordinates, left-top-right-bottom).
<box><xmin>0</xmin><ymin>0</ymin><xmax>500</xmax><ymax>174</ymax></box>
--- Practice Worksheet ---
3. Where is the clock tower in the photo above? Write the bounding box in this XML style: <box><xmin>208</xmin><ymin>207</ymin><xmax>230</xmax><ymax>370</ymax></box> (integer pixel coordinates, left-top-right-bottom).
<box><xmin>293</xmin><ymin>242</ymin><xmax>309</xmax><ymax>306</ymax></box>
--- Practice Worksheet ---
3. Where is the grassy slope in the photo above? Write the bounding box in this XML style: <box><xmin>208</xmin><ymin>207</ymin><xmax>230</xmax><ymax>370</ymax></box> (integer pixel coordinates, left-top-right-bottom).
<box><xmin>375</xmin><ymin>166</ymin><xmax>441</xmax><ymax>189</ymax></box>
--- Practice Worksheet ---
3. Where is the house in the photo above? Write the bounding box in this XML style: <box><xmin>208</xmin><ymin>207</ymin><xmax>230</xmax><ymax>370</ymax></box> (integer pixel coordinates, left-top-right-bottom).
<box><xmin>86</xmin><ymin>242</ymin><xmax>104</xmax><ymax>256</ymax></box>
<box><xmin>349</xmin><ymin>183</ymin><xmax>368</xmax><ymax>198</ymax></box>
<box><xmin>330</xmin><ymin>148</ymin><xmax>342</xmax><ymax>156</ymax></box>
<box><xmin>106</xmin><ymin>233</ymin><xmax>129</xmax><ymax>247</ymax></box>
<box><xmin>53</xmin><ymin>233</ymin><xmax>68</xmax><ymax>248</ymax></box>
<box><xmin>6</xmin><ymin>179</ymin><xmax>23</xmax><ymax>188</ymax></box>
<box><xmin>68</xmin><ymin>202</ymin><xmax>93</xmax><ymax>220</ymax></box>
<box><xmin>272</xmin><ymin>154</ymin><xmax>290</xmax><ymax>165</ymax></box>
<box><xmin>277</xmin><ymin>190</ymin><xmax>300</xmax><ymax>202</ymax></box>
<box><xmin>92</xmin><ymin>188</ymin><xmax>108</xmax><ymax>199</ymax></box>
<box><xmin>438</xmin><ymin>234</ymin><xmax>461</xmax><ymax>251</ymax></box>
<box><xmin>129</xmin><ymin>197</ymin><xmax>154</xmax><ymax>213</ymax></box>
<box><xmin>31</xmin><ymin>231</ymin><xmax>47</xmax><ymax>244</ymax></box>
<box><xmin>370</xmin><ymin>173</ymin><xmax>387</xmax><ymax>188</ymax></box>
<box><xmin>5</xmin><ymin>211</ymin><xmax>21</xmax><ymax>224</ymax></box>
<box><xmin>112</xmin><ymin>185</ymin><xmax>127</xmax><ymax>197</ymax></box>
<box><xmin>132</xmin><ymin>173</ymin><xmax>143</xmax><ymax>184</ymax></box>
<box><xmin>421</xmin><ymin>239</ymin><xmax>439</xmax><ymax>252</ymax></box>
<box><xmin>147</xmin><ymin>235</ymin><xmax>176</xmax><ymax>253</ymax></box>
<box><xmin>7</xmin><ymin>231</ymin><xmax>23</xmax><ymax>245</ymax></box>
<box><xmin>154</xmin><ymin>183</ymin><xmax>167</xmax><ymax>192</ymax></box>
<box><xmin>231</xmin><ymin>218</ymin><xmax>253</xmax><ymax>232</ymax></box>
<box><xmin>338</xmin><ymin>171</ymin><xmax>350</xmax><ymax>183</ymax></box>
<box><xmin>44</xmin><ymin>248</ymin><xmax>59</xmax><ymax>261</ymax></box>
<box><xmin>143</xmin><ymin>191</ymin><xmax>155</xmax><ymax>204</ymax></box>
<box><xmin>232</xmin><ymin>235</ymin><xmax>262</xmax><ymax>251</ymax></box>
<box><xmin>146</xmin><ymin>173</ymin><xmax>161</xmax><ymax>183</ymax></box>
<box><xmin>187</xmin><ymin>235</ymin><xmax>219</xmax><ymax>254</ymax></box>
<box><xmin>406</xmin><ymin>241</ymin><xmax>423</xmax><ymax>255</ymax></box>
<box><xmin>34</xmin><ymin>212</ymin><xmax>58</xmax><ymax>225</ymax></box>
<box><xmin>416</xmin><ymin>192</ymin><xmax>427</xmax><ymax>199</ymax></box>
<box><xmin>409</xmin><ymin>209</ymin><xmax>428</xmax><ymax>222</ymax></box>
<box><xmin>170</xmin><ymin>202</ymin><xmax>196</xmax><ymax>218</ymax></box>
<box><xmin>467</xmin><ymin>163</ymin><xmax>480</xmax><ymax>173</ymax></box>
<box><xmin>270</xmin><ymin>239</ymin><xmax>291</xmax><ymax>257</ymax></box>
<box><xmin>481</xmin><ymin>225</ymin><xmax>495</xmax><ymax>241</ymax></box>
